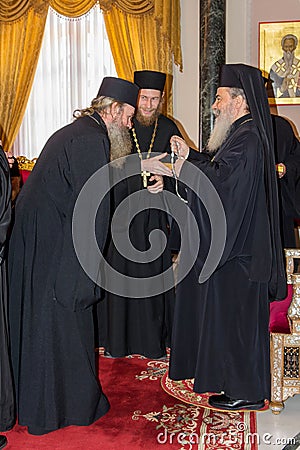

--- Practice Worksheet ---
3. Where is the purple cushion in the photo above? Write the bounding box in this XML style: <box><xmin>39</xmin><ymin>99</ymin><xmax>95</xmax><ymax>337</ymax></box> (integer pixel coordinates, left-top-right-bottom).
<box><xmin>269</xmin><ymin>284</ymin><xmax>293</xmax><ymax>334</ymax></box>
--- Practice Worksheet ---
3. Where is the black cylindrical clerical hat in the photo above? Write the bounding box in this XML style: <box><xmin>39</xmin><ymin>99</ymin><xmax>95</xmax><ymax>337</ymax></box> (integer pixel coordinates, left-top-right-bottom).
<box><xmin>219</xmin><ymin>65</ymin><xmax>243</xmax><ymax>89</ymax></box>
<box><xmin>97</xmin><ymin>77</ymin><xmax>139</xmax><ymax>108</ymax></box>
<box><xmin>134</xmin><ymin>70</ymin><xmax>166</xmax><ymax>92</ymax></box>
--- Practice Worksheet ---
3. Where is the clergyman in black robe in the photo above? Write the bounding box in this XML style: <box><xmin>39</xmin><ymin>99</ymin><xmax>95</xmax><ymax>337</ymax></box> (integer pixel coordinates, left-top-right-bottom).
<box><xmin>98</xmin><ymin>70</ymin><xmax>181</xmax><ymax>358</ymax></box>
<box><xmin>168</xmin><ymin>64</ymin><xmax>286</xmax><ymax>411</ymax></box>
<box><xmin>0</xmin><ymin>143</ymin><xmax>14</xmax><ymax>448</ymax></box>
<box><xmin>271</xmin><ymin>114</ymin><xmax>300</xmax><ymax>248</ymax></box>
<box><xmin>8</xmin><ymin>77</ymin><xmax>139</xmax><ymax>435</ymax></box>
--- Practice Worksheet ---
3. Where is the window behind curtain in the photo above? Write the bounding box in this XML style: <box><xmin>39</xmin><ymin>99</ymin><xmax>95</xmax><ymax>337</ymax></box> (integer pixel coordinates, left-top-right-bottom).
<box><xmin>12</xmin><ymin>6</ymin><xmax>117</xmax><ymax>159</ymax></box>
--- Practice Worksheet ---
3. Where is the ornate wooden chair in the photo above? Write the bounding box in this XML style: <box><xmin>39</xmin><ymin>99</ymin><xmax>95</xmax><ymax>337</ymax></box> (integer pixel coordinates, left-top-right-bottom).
<box><xmin>269</xmin><ymin>248</ymin><xmax>300</xmax><ymax>414</ymax></box>
<box><xmin>16</xmin><ymin>156</ymin><xmax>37</xmax><ymax>184</ymax></box>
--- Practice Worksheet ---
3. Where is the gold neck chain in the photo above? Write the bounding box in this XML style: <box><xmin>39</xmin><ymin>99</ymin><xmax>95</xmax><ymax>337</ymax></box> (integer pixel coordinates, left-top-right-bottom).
<box><xmin>131</xmin><ymin>118</ymin><xmax>158</xmax><ymax>187</ymax></box>
<box><xmin>131</xmin><ymin>118</ymin><xmax>158</xmax><ymax>160</ymax></box>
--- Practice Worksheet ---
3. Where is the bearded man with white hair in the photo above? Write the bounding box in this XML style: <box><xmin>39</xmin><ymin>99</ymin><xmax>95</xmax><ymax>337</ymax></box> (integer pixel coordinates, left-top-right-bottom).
<box><xmin>270</xmin><ymin>33</ymin><xmax>300</xmax><ymax>98</ymax></box>
<box><xmin>168</xmin><ymin>64</ymin><xmax>286</xmax><ymax>411</ymax></box>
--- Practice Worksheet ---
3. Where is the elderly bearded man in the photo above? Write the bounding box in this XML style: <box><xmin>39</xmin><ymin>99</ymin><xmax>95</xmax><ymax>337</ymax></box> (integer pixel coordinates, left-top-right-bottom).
<box><xmin>270</xmin><ymin>34</ymin><xmax>300</xmax><ymax>98</ymax></box>
<box><xmin>168</xmin><ymin>64</ymin><xmax>286</xmax><ymax>411</ymax></box>
<box><xmin>8</xmin><ymin>77</ymin><xmax>147</xmax><ymax>435</ymax></box>
<box><xmin>98</xmin><ymin>70</ymin><xmax>181</xmax><ymax>359</ymax></box>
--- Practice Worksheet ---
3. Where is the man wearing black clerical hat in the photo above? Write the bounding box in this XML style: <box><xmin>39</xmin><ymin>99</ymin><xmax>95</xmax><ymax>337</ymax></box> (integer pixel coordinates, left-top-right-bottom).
<box><xmin>96</xmin><ymin>76</ymin><xmax>139</xmax><ymax>108</ymax></box>
<box><xmin>8</xmin><ymin>76</ymin><xmax>144</xmax><ymax>435</ymax></box>
<box><xmin>134</xmin><ymin>69</ymin><xmax>167</xmax><ymax>93</ymax></box>
<box><xmin>97</xmin><ymin>69</ymin><xmax>182</xmax><ymax>359</ymax></box>
<box><xmin>167</xmin><ymin>64</ymin><xmax>286</xmax><ymax>411</ymax></box>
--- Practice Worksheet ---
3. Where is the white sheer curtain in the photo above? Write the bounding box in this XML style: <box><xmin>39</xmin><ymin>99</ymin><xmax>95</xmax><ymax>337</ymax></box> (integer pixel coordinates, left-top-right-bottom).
<box><xmin>12</xmin><ymin>6</ymin><xmax>117</xmax><ymax>159</ymax></box>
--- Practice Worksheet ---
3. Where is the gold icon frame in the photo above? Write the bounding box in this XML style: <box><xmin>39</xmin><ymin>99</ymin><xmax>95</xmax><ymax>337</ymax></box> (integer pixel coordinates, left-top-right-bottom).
<box><xmin>259</xmin><ymin>20</ymin><xmax>300</xmax><ymax>105</ymax></box>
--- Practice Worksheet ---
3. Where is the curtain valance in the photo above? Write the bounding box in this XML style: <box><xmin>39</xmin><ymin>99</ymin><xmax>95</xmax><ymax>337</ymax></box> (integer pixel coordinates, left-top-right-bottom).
<box><xmin>50</xmin><ymin>0</ymin><xmax>98</xmax><ymax>18</ymax></box>
<box><xmin>0</xmin><ymin>0</ymin><xmax>155</xmax><ymax>22</ymax></box>
<box><xmin>0</xmin><ymin>0</ymin><xmax>182</xmax><ymax>150</ymax></box>
<box><xmin>100</xmin><ymin>1</ymin><xmax>154</xmax><ymax>15</ymax></box>
<box><xmin>0</xmin><ymin>0</ymin><xmax>47</xmax><ymax>22</ymax></box>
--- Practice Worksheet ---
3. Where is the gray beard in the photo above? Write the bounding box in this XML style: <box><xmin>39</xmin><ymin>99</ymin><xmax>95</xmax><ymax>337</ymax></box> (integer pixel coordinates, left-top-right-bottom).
<box><xmin>283</xmin><ymin>50</ymin><xmax>294</xmax><ymax>69</ymax></box>
<box><xmin>206</xmin><ymin>113</ymin><xmax>233</xmax><ymax>153</ymax></box>
<box><xmin>107</xmin><ymin>122</ymin><xmax>132</xmax><ymax>164</ymax></box>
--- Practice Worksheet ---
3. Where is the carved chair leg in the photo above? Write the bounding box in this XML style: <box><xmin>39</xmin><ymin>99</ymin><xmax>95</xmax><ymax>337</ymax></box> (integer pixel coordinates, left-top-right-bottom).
<box><xmin>269</xmin><ymin>400</ymin><xmax>285</xmax><ymax>414</ymax></box>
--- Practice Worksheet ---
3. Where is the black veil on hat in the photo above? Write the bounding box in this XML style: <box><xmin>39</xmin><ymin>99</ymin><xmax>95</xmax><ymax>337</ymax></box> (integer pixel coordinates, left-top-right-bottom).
<box><xmin>219</xmin><ymin>63</ymin><xmax>286</xmax><ymax>300</ymax></box>
<box><xmin>134</xmin><ymin>70</ymin><xmax>166</xmax><ymax>92</ymax></box>
<box><xmin>219</xmin><ymin>64</ymin><xmax>273</xmax><ymax>150</ymax></box>
<box><xmin>97</xmin><ymin>77</ymin><xmax>139</xmax><ymax>108</ymax></box>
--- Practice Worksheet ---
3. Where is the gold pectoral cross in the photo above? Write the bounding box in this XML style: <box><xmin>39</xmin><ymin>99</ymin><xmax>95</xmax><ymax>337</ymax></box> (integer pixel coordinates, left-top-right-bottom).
<box><xmin>141</xmin><ymin>170</ymin><xmax>151</xmax><ymax>187</ymax></box>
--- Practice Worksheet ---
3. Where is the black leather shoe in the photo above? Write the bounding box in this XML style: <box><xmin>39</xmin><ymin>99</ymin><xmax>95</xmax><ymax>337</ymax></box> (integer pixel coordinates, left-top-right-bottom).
<box><xmin>208</xmin><ymin>394</ymin><xmax>265</xmax><ymax>411</ymax></box>
<box><xmin>0</xmin><ymin>435</ymin><xmax>7</xmax><ymax>449</ymax></box>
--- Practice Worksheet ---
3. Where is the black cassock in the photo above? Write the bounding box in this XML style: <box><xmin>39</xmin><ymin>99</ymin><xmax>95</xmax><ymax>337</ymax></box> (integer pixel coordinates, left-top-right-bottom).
<box><xmin>169</xmin><ymin>115</ymin><xmax>286</xmax><ymax>401</ymax></box>
<box><xmin>8</xmin><ymin>114</ymin><xmax>110</xmax><ymax>434</ymax></box>
<box><xmin>98</xmin><ymin>114</ymin><xmax>181</xmax><ymax>358</ymax></box>
<box><xmin>271</xmin><ymin>114</ymin><xmax>300</xmax><ymax>247</ymax></box>
<box><xmin>0</xmin><ymin>146</ymin><xmax>14</xmax><ymax>431</ymax></box>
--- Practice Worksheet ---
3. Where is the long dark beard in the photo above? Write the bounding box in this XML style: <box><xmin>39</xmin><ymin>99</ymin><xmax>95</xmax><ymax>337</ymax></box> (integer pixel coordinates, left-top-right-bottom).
<box><xmin>135</xmin><ymin>103</ymin><xmax>162</xmax><ymax>126</ymax></box>
<box><xmin>206</xmin><ymin>110</ymin><xmax>234</xmax><ymax>153</ymax></box>
<box><xmin>107</xmin><ymin>122</ymin><xmax>132</xmax><ymax>164</ymax></box>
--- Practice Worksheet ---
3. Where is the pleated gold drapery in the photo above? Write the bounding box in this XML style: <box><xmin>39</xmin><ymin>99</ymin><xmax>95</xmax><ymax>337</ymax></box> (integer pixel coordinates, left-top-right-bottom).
<box><xmin>50</xmin><ymin>0</ymin><xmax>155</xmax><ymax>17</ymax></box>
<box><xmin>0</xmin><ymin>0</ymin><xmax>182</xmax><ymax>150</ymax></box>
<box><xmin>0</xmin><ymin>1</ymin><xmax>49</xmax><ymax>151</ymax></box>
<box><xmin>49</xmin><ymin>0</ymin><xmax>98</xmax><ymax>18</ymax></box>
<box><xmin>102</xmin><ymin>0</ymin><xmax>182</xmax><ymax>115</ymax></box>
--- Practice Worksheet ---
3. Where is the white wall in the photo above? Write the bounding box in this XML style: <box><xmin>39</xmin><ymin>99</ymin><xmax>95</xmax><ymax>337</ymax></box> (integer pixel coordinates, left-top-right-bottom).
<box><xmin>173</xmin><ymin>0</ymin><xmax>199</xmax><ymax>149</ymax></box>
<box><xmin>226</xmin><ymin>0</ymin><xmax>252</xmax><ymax>64</ymax></box>
<box><xmin>227</xmin><ymin>0</ymin><xmax>300</xmax><ymax>136</ymax></box>
<box><xmin>174</xmin><ymin>0</ymin><xmax>300</xmax><ymax>145</ymax></box>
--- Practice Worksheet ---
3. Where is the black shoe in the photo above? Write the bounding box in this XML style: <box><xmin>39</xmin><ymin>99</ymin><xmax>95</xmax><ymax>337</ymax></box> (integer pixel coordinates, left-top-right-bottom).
<box><xmin>208</xmin><ymin>394</ymin><xmax>265</xmax><ymax>411</ymax></box>
<box><xmin>0</xmin><ymin>435</ymin><xmax>7</xmax><ymax>449</ymax></box>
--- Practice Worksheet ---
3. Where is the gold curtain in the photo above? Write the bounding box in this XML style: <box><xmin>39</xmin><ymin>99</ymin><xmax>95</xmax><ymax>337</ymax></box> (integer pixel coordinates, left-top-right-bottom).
<box><xmin>102</xmin><ymin>0</ymin><xmax>182</xmax><ymax>116</ymax></box>
<box><xmin>49</xmin><ymin>0</ymin><xmax>97</xmax><ymax>18</ymax></box>
<box><xmin>102</xmin><ymin>1</ymin><xmax>154</xmax><ymax>15</ymax></box>
<box><xmin>0</xmin><ymin>1</ymin><xmax>49</xmax><ymax>151</ymax></box>
<box><xmin>0</xmin><ymin>0</ymin><xmax>182</xmax><ymax>149</ymax></box>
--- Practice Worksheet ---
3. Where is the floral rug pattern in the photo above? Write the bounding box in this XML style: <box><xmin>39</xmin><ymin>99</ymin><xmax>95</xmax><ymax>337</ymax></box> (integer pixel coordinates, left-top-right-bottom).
<box><xmin>131</xmin><ymin>355</ymin><xmax>259</xmax><ymax>450</ymax></box>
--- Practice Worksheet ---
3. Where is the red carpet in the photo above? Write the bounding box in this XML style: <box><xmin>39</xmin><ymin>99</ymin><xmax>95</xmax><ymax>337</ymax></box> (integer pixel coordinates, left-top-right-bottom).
<box><xmin>3</xmin><ymin>350</ymin><xmax>259</xmax><ymax>449</ymax></box>
<box><xmin>161</xmin><ymin>372</ymin><xmax>269</xmax><ymax>412</ymax></box>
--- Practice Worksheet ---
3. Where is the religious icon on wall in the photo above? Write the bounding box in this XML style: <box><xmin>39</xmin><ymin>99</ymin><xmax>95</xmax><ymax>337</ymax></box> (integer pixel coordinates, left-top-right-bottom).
<box><xmin>259</xmin><ymin>21</ymin><xmax>300</xmax><ymax>105</ymax></box>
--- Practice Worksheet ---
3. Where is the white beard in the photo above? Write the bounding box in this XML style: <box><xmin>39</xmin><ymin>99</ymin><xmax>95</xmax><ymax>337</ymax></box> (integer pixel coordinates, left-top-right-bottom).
<box><xmin>206</xmin><ymin>109</ymin><xmax>234</xmax><ymax>153</ymax></box>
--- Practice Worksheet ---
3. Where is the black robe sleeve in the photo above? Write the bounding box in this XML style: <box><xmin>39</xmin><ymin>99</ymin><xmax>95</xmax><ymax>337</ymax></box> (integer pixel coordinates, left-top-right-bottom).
<box><xmin>0</xmin><ymin>147</ymin><xmax>11</xmax><ymax>263</ymax></box>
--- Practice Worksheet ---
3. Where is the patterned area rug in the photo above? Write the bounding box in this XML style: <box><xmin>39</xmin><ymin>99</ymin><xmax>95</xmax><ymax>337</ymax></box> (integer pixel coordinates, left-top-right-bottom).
<box><xmin>161</xmin><ymin>371</ymin><xmax>269</xmax><ymax>412</ymax></box>
<box><xmin>3</xmin><ymin>351</ymin><xmax>260</xmax><ymax>449</ymax></box>
<box><xmin>160</xmin><ymin>369</ymin><xmax>270</xmax><ymax>449</ymax></box>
